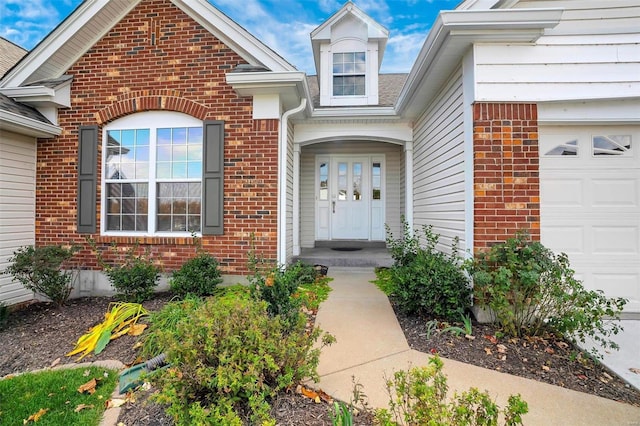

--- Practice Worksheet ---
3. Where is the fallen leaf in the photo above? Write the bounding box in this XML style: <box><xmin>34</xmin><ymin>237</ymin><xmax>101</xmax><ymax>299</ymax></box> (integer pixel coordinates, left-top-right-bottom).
<box><xmin>629</xmin><ymin>368</ymin><xmax>640</xmax><ymax>375</ymax></box>
<box><xmin>74</xmin><ymin>404</ymin><xmax>94</xmax><ymax>413</ymax></box>
<box><xmin>23</xmin><ymin>408</ymin><xmax>48</xmax><ymax>424</ymax></box>
<box><xmin>105</xmin><ymin>399</ymin><xmax>126</xmax><ymax>408</ymax></box>
<box><xmin>47</xmin><ymin>393</ymin><xmax>55</xmax><ymax>397</ymax></box>
<box><xmin>128</xmin><ymin>323</ymin><xmax>147</xmax><ymax>336</ymax></box>
<box><xmin>132</xmin><ymin>341</ymin><xmax>143</xmax><ymax>349</ymax></box>
<box><xmin>83</xmin><ymin>370</ymin><xmax>90</xmax><ymax>377</ymax></box>
<box><xmin>300</xmin><ymin>386</ymin><xmax>319</xmax><ymax>400</ymax></box>
<box><xmin>556</xmin><ymin>341</ymin><xmax>569</xmax><ymax>350</ymax></box>
<box><xmin>316</xmin><ymin>389</ymin><xmax>333</xmax><ymax>404</ymax></box>
<box><xmin>484</xmin><ymin>347</ymin><xmax>493</xmax><ymax>355</ymax></box>
<box><xmin>499</xmin><ymin>355</ymin><xmax>507</xmax><ymax>361</ymax></box>
<box><xmin>464</xmin><ymin>334</ymin><xmax>476</xmax><ymax>341</ymax></box>
<box><xmin>484</xmin><ymin>335</ymin><xmax>498</xmax><ymax>344</ymax></box>
<box><xmin>50</xmin><ymin>358</ymin><xmax>61</xmax><ymax>368</ymax></box>
<box><xmin>544</xmin><ymin>347</ymin><xmax>555</xmax><ymax>355</ymax></box>
<box><xmin>577</xmin><ymin>374</ymin><xmax>587</xmax><ymax>380</ymax></box>
<box><xmin>78</xmin><ymin>378</ymin><xmax>98</xmax><ymax>394</ymax></box>
<box><xmin>542</xmin><ymin>365</ymin><xmax>550</xmax><ymax>371</ymax></box>
<box><xmin>599</xmin><ymin>377</ymin><xmax>609</xmax><ymax>384</ymax></box>
<box><xmin>496</xmin><ymin>344</ymin><xmax>507</xmax><ymax>354</ymax></box>
<box><xmin>602</xmin><ymin>372</ymin><xmax>613</xmax><ymax>381</ymax></box>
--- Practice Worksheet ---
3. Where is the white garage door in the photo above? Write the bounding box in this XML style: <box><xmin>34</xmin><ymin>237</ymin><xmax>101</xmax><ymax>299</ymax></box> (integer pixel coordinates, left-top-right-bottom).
<box><xmin>540</xmin><ymin>125</ymin><xmax>640</xmax><ymax>313</ymax></box>
<box><xmin>0</xmin><ymin>130</ymin><xmax>37</xmax><ymax>306</ymax></box>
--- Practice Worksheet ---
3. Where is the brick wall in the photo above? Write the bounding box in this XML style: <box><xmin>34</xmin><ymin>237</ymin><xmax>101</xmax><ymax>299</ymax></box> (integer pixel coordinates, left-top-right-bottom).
<box><xmin>35</xmin><ymin>0</ymin><xmax>279</xmax><ymax>274</ymax></box>
<box><xmin>473</xmin><ymin>103</ymin><xmax>540</xmax><ymax>251</ymax></box>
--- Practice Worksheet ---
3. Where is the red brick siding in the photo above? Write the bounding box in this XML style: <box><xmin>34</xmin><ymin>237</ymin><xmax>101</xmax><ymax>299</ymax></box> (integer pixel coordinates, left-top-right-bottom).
<box><xmin>35</xmin><ymin>0</ymin><xmax>279</xmax><ymax>274</ymax></box>
<box><xmin>473</xmin><ymin>103</ymin><xmax>540</xmax><ymax>251</ymax></box>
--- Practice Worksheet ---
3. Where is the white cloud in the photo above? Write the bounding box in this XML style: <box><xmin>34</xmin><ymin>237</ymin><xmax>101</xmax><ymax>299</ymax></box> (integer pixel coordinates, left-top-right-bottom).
<box><xmin>0</xmin><ymin>0</ymin><xmax>66</xmax><ymax>49</ymax></box>
<box><xmin>382</xmin><ymin>30</ymin><xmax>428</xmax><ymax>73</ymax></box>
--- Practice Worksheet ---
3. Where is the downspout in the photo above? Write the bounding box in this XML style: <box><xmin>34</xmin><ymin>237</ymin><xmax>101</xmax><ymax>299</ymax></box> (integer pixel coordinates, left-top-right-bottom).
<box><xmin>278</xmin><ymin>98</ymin><xmax>307</xmax><ymax>264</ymax></box>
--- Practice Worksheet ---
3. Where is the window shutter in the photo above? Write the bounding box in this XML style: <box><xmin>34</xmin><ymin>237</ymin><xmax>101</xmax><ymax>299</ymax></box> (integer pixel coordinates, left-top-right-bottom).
<box><xmin>202</xmin><ymin>120</ymin><xmax>224</xmax><ymax>235</ymax></box>
<box><xmin>77</xmin><ymin>125</ymin><xmax>98</xmax><ymax>233</ymax></box>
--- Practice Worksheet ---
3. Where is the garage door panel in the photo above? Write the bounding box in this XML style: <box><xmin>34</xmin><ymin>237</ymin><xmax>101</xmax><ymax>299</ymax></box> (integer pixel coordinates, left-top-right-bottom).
<box><xmin>592</xmin><ymin>178</ymin><xmax>638</xmax><ymax>207</ymax></box>
<box><xmin>592</xmin><ymin>226</ymin><xmax>639</xmax><ymax>254</ymax></box>
<box><xmin>540</xmin><ymin>225</ymin><xmax>584</xmax><ymax>254</ymax></box>
<box><xmin>541</xmin><ymin>179</ymin><xmax>583</xmax><ymax>206</ymax></box>
<box><xmin>540</xmin><ymin>125</ymin><xmax>640</xmax><ymax>313</ymax></box>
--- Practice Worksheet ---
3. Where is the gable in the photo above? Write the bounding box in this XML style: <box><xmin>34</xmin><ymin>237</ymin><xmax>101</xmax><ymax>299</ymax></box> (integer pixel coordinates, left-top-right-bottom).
<box><xmin>0</xmin><ymin>0</ymin><xmax>295</xmax><ymax>88</ymax></box>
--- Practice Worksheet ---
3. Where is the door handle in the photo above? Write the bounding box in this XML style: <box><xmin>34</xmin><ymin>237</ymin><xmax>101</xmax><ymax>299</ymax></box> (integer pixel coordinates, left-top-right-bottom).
<box><xmin>332</xmin><ymin>201</ymin><xmax>336</xmax><ymax>213</ymax></box>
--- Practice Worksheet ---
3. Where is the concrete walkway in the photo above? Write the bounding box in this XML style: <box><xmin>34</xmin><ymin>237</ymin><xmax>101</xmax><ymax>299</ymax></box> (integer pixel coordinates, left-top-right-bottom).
<box><xmin>311</xmin><ymin>268</ymin><xmax>640</xmax><ymax>425</ymax></box>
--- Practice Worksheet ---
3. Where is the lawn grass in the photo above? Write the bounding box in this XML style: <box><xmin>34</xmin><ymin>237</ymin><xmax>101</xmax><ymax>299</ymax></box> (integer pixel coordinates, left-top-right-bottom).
<box><xmin>0</xmin><ymin>366</ymin><xmax>118</xmax><ymax>425</ymax></box>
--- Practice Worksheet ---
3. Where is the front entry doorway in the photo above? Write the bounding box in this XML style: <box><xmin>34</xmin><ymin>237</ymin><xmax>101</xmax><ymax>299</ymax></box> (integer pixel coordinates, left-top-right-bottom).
<box><xmin>316</xmin><ymin>155</ymin><xmax>385</xmax><ymax>241</ymax></box>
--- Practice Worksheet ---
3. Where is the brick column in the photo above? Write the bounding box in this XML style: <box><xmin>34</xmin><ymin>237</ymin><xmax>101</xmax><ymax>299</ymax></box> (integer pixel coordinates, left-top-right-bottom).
<box><xmin>473</xmin><ymin>103</ymin><xmax>540</xmax><ymax>251</ymax></box>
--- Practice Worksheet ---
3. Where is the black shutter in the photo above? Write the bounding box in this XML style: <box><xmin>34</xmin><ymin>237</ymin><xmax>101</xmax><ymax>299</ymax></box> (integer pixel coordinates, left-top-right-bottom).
<box><xmin>77</xmin><ymin>125</ymin><xmax>98</xmax><ymax>233</ymax></box>
<box><xmin>202</xmin><ymin>120</ymin><xmax>224</xmax><ymax>235</ymax></box>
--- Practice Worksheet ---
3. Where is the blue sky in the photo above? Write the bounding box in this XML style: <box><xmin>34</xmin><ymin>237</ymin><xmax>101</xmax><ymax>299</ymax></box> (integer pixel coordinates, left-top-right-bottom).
<box><xmin>0</xmin><ymin>0</ymin><xmax>460</xmax><ymax>74</ymax></box>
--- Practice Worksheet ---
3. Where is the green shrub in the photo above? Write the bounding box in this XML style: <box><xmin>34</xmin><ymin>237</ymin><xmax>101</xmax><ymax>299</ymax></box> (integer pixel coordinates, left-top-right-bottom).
<box><xmin>89</xmin><ymin>239</ymin><xmax>160</xmax><ymax>303</ymax></box>
<box><xmin>141</xmin><ymin>295</ymin><xmax>204</xmax><ymax>358</ymax></box>
<box><xmin>386</xmin><ymin>220</ymin><xmax>471</xmax><ymax>320</ymax></box>
<box><xmin>250</xmin><ymin>261</ymin><xmax>318</xmax><ymax>328</ymax></box>
<box><xmin>169</xmin><ymin>253</ymin><xmax>223</xmax><ymax>298</ymax></box>
<box><xmin>3</xmin><ymin>245</ymin><xmax>77</xmax><ymax>307</ymax></box>
<box><xmin>151</xmin><ymin>296</ymin><xmax>332</xmax><ymax>425</ymax></box>
<box><xmin>375</xmin><ymin>356</ymin><xmax>528</xmax><ymax>426</ymax></box>
<box><xmin>467</xmin><ymin>232</ymin><xmax>627</xmax><ymax>356</ymax></box>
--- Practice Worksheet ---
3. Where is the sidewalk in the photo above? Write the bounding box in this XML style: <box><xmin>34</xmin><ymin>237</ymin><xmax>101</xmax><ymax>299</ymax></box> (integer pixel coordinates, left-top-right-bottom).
<box><xmin>311</xmin><ymin>268</ymin><xmax>640</xmax><ymax>425</ymax></box>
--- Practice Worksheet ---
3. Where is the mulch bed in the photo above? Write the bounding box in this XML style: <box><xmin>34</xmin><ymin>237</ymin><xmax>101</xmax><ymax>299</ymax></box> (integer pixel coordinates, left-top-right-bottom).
<box><xmin>392</xmin><ymin>302</ymin><xmax>640</xmax><ymax>407</ymax></box>
<box><xmin>1</xmin><ymin>293</ymin><xmax>638</xmax><ymax>425</ymax></box>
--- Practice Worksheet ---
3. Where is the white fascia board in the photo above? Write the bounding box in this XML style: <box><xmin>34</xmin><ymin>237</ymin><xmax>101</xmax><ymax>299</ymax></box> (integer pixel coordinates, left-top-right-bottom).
<box><xmin>311</xmin><ymin>107</ymin><xmax>397</xmax><ymax>118</ymax></box>
<box><xmin>226</xmin><ymin>71</ymin><xmax>311</xmax><ymax>113</ymax></box>
<box><xmin>396</xmin><ymin>8</ymin><xmax>563</xmax><ymax>118</ymax></box>
<box><xmin>0</xmin><ymin>85</ymin><xmax>70</xmax><ymax>108</ymax></box>
<box><xmin>0</xmin><ymin>110</ymin><xmax>62</xmax><ymax>138</ymax></box>
<box><xmin>174</xmin><ymin>0</ymin><xmax>296</xmax><ymax>72</ymax></box>
<box><xmin>1</xmin><ymin>0</ymin><xmax>138</xmax><ymax>87</ymax></box>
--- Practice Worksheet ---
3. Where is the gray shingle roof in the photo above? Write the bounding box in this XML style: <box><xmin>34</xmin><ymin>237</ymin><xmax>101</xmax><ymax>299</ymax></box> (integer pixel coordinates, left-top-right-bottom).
<box><xmin>0</xmin><ymin>93</ymin><xmax>52</xmax><ymax>125</ymax></box>
<box><xmin>0</xmin><ymin>37</ymin><xmax>27</xmax><ymax>78</ymax></box>
<box><xmin>306</xmin><ymin>73</ymin><xmax>408</xmax><ymax>108</ymax></box>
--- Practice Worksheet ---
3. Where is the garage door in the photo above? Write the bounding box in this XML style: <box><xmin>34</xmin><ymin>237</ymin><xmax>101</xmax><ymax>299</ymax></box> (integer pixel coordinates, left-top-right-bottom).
<box><xmin>540</xmin><ymin>126</ymin><xmax>640</xmax><ymax>313</ymax></box>
<box><xmin>0</xmin><ymin>131</ymin><xmax>37</xmax><ymax>306</ymax></box>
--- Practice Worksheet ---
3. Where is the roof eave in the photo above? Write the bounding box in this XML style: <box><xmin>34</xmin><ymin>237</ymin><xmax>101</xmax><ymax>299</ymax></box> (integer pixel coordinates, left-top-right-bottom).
<box><xmin>395</xmin><ymin>8</ymin><xmax>564</xmax><ymax>119</ymax></box>
<box><xmin>0</xmin><ymin>109</ymin><xmax>62</xmax><ymax>138</ymax></box>
<box><xmin>226</xmin><ymin>71</ymin><xmax>312</xmax><ymax>113</ymax></box>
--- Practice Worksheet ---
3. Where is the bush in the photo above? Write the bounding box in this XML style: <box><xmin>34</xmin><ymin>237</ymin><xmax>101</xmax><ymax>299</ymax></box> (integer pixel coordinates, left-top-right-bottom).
<box><xmin>89</xmin><ymin>239</ymin><xmax>160</xmax><ymax>303</ymax></box>
<box><xmin>4</xmin><ymin>245</ymin><xmax>77</xmax><ymax>307</ymax></box>
<box><xmin>385</xmin><ymin>220</ymin><xmax>471</xmax><ymax>320</ymax></box>
<box><xmin>151</xmin><ymin>296</ymin><xmax>332</xmax><ymax>425</ymax></box>
<box><xmin>169</xmin><ymin>253</ymin><xmax>223</xmax><ymax>298</ymax></box>
<box><xmin>141</xmin><ymin>295</ymin><xmax>204</xmax><ymax>358</ymax></box>
<box><xmin>375</xmin><ymin>356</ymin><xmax>528</xmax><ymax>426</ymax></box>
<box><xmin>250</xmin><ymin>261</ymin><xmax>318</xmax><ymax>328</ymax></box>
<box><xmin>467</xmin><ymin>232</ymin><xmax>627</xmax><ymax>356</ymax></box>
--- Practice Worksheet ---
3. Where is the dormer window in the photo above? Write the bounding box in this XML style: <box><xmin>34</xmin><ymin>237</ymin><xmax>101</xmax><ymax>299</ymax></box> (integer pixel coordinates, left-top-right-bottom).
<box><xmin>311</xmin><ymin>2</ymin><xmax>388</xmax><ymax>107</ymax></box>
<box><xmin>333</xmin><ymin>52</ymin><xmax>366</xmax><ymax>96</ymax></box>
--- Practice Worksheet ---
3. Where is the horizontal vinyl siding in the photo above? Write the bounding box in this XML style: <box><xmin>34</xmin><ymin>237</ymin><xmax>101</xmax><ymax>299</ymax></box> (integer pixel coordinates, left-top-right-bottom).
<box><xmin>413</xmin><ymin>67</ymin><xmax>467</xmax><ymax>253</ymax></box>
<box><xmin>300</xmin><ymin>142</ymin><xmax>402</xmax><ymax>247</ymax></box>
<box><xmin>0</xmin><ymin>131</ymin><xmax>37</xmax><ymax>306</ymax></box>
<box><xmin>476</xmin><ymin>1</ymin><xmax>640</xmax><ymax>101</ymax></box>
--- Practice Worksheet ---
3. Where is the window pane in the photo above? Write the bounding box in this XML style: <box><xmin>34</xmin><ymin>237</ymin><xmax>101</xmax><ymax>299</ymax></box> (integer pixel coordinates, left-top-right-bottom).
<box><xmin>545</xmin><ymin>140</ymin><xmax>578</xmax><ymax>156</ymax></box>
<box><xmin>157</xmin><ymin>182</ymin><xmax>201</xmax><ymax>233</ymax></box>
<box><xmin>593</xmin><ymin>135</ymin><xmax>632</xmax><ymax>156</ymax></box>
<box><xmin>172</xmin><ymin>162</ymin><xmax>187</xmax><ymax>178</ymax></box>
<box><xmin>319</xmin><ymin>162</ymin><xmax>328</xmax><ymax>201</ymax></box>
<box><xmin>157</xmin><ymin>128</ymin><xmax>171</xmax><ymax>145</ymax></box>
<box><xmin>121</xmin><ymin>130</ymin><xmax>135</xmax><ymax>147</ymax></box>
<box><xmin>172</xmin><ymin>128</ymin><xmax>187</xmax><ymax>144</ymax></box>
<box><xmin>188</xmin><ymin>127</ymin><xmax>202</xmax><ymax>144</ymax></box>
<box><xmin>106</xmin><ymin>183</ymin><xmax>148</xmax><ymax>231</ymax></box>
<box><xmin>353</xmin><ymin>162</ymin><xmax>362</xmax><ymax>201</ymax></box>
<box><xmin>338</xmin><ymin>162</ymin><xmax>347</xmax><ymax>201</ymax></box>
<box><xmin>372</xmin><ymin>162</ymin><xmax>381</xmax><ymax>200</ymax></box>
<box><xmin>187</xmin><ymin>162</ymin><xmax>202</xmax><ymax>178</ymax></box>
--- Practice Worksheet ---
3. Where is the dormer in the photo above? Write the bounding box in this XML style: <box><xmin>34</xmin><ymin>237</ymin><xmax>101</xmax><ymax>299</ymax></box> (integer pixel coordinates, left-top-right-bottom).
<box><xmin>311</xmin><ymin>2</ymin><xmax>388</xmax><ymax>107</ymax></box>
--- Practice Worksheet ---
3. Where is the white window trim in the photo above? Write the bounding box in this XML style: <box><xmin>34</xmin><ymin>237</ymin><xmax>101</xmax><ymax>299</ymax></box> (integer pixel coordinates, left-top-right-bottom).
<box><xmin>100</xmin><ymin>111</ymin><xmax>203</xmax><ymax>237</ymax></box>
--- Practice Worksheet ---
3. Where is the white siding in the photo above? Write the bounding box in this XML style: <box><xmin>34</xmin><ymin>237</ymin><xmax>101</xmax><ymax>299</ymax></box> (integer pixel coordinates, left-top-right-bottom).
<box><xmin>299</xmin><ymin>142</ymin><xmax>402</xmax><ymax>247</ymax></box>
<box><xmin>0</xmin><ymin>130</ymin><xmax>37</xmax><ymax>306</ymax></box>
<box><xmin>412</xmin><ymin>67</ymin><xmax>467</xmax><ymax>253</ymax></box>
<box><xmin>475</xmin><ymin>1</ymin><xmax>640</xmax><ymax>102</ymax></box>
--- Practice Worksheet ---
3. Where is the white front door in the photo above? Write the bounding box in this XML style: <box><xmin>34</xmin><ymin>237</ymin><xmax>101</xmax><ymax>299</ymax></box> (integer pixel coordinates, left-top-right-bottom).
<box><xmin>315</xmin><ymin>155</ymin><xmax>385</xmax><ymax>241</ymax></box>
<box><xmin>331</xmin><ymin>157</ymin><xmax>369</xmax><ymax>239</ymax></box>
